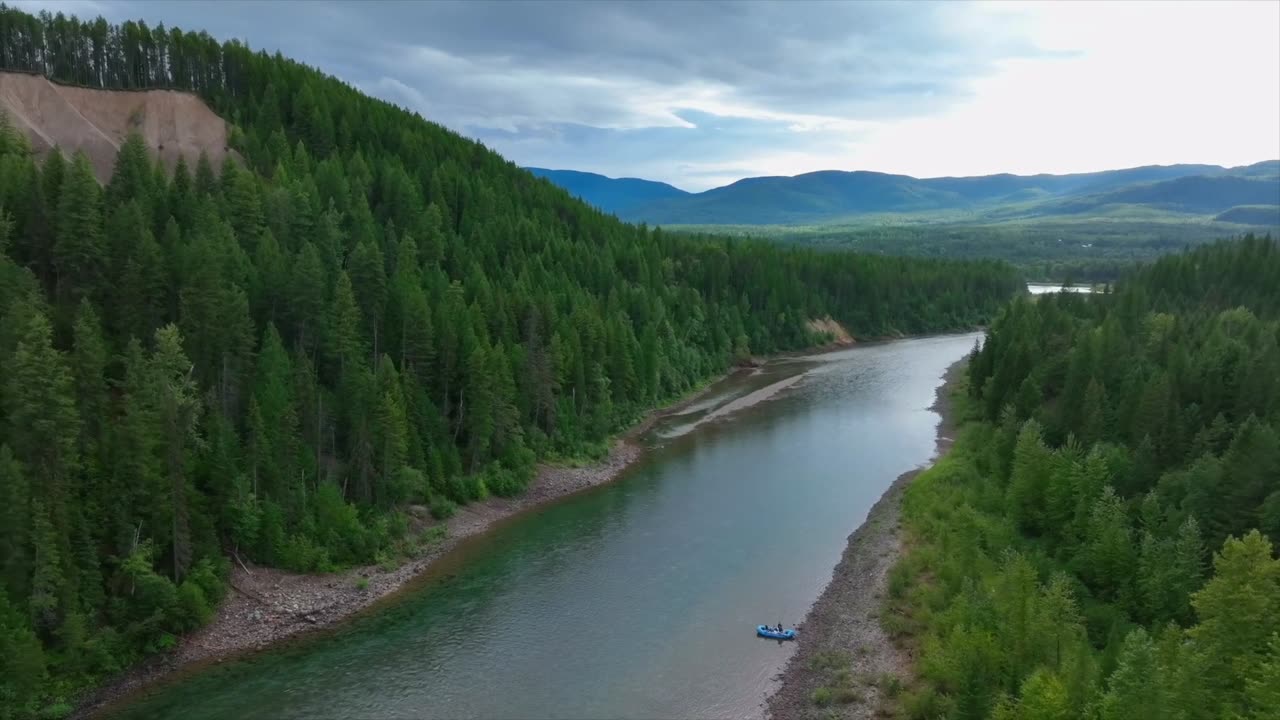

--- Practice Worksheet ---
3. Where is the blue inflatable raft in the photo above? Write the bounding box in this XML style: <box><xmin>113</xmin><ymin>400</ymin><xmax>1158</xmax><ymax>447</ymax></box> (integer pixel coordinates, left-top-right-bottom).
<box><xmin>757</xmin><ymin>625</ymin><xmax>796</xmax><ymax>640</ymax></box>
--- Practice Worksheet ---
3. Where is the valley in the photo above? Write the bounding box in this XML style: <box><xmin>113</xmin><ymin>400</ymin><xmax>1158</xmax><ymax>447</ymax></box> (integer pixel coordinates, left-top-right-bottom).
<box><xmin>0</xmin><ymin>4</ymin><xmax>1275</xmax><ymax>720</ymax></box>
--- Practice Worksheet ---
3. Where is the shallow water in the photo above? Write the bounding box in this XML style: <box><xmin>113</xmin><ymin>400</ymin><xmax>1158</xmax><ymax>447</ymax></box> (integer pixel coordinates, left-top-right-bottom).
<box><xmin>110</xmin><ymin>333</ymin><xmax>980</xmax><ymax>720</ymax></box>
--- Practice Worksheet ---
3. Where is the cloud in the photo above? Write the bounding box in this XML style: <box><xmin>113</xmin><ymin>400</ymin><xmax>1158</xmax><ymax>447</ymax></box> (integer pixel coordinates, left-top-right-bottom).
<box><xmin>16</xmin><ymin>0</ymin><xmax>1280</xmax><ymax>190</ymax></box>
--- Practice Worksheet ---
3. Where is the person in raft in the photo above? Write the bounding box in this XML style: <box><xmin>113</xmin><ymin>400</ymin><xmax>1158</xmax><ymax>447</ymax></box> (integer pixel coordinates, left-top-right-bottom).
<box><xmin>776</xmin><ymin>622</ymin><xmax>783</xmax><ymax>633</ymax></box>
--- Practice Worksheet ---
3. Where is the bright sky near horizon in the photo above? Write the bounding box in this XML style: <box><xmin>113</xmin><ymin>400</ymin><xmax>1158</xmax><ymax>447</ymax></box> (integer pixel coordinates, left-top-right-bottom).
<box><xmin>17</xmin><ymin>0</ymin><xmax>1280</xmax><ymax>190</ymax></box>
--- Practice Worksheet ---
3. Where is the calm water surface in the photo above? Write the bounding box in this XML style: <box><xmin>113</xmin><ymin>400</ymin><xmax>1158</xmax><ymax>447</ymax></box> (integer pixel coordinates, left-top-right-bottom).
<box><xmin>1027</xmin><ymin>282</ymin><xmax>1098</xmax><ymax>295</ymax></box>
<box><xmin>111</xmin><ymin>333</ymin><xmax>979</xmax><ymax>720</ymax></box>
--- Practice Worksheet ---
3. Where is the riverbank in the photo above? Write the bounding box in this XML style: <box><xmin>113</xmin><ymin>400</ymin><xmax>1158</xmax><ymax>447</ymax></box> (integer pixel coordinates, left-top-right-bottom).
<box><xmin>765</xmin><ymin>357</ymin><xmax>966</xmax><ymax>720</ymax></box>
<box><xmin>77</xmin><ymin>369</ymin><xmax>755</xmax><ymax>718</ymax></box>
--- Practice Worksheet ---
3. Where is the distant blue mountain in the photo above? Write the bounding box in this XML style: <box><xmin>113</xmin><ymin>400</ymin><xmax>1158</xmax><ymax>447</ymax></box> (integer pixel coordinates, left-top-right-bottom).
<box><xmin>526</xmin><ymin>168</ymin><xmax>689</xmax><ymax>215</ymax></box>
<box><xmin>528</xmin><ymin>161</ymin><xmax>1279</xmax><ymax>226</ymax></box>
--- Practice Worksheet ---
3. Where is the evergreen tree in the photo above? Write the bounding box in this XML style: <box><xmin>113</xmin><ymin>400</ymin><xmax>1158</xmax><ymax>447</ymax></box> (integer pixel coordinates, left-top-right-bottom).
<box><xmin>1098</xmin><ymin>629</ymin><xmax>1163</xmax><ymax>720</ymax></box>
<box><xmin>1190</xmin><ymin>531</ymin><xmax>1280</xmax><ymax>715</ymax></box>
<box><xmin>150</xmin><ymin>324</ymin><xmax>203</xmax><ymax>582</ymax></box>
<box><xmin>328</xmin><ymin>270</ymin><xmax>363</xmax><ymax>374</ymax></box>
<box><xmin>0</xmin><ymin>446</ymin><xmax>30</xmax><ymax>602</ymax></box>
<box><xmin>1244</xmin><ymin>633</ymin><xmax>1280</xmax><ymax>720</ymax></box>
<box><xmin>288</xmin><ymin>241</ymin><xmax>326</xmax><ymax>351</ymax></box>
<box><xmin>53</xmin><ymin>152</ymin><xmax>105</xmax><ymax>303</ymax></box>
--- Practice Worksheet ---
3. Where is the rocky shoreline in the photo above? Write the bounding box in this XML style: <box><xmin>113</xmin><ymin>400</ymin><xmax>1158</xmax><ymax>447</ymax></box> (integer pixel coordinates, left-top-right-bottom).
<box><xmin>765</xmin><ymin>358</ymin><xmax>966</xmax><ymax>720</ymax></box>
<box><xmin>77</xmin><ymin>372</ymin><xmax>743</xmax><ymax>718</ymax></box>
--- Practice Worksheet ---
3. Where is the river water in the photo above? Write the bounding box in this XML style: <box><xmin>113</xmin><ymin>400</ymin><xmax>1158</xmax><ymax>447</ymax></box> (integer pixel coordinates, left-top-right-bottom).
<box><xmin>109</xmin><ymin>333</ymin><xmax>980</xmax><ymax>720</ymax></box>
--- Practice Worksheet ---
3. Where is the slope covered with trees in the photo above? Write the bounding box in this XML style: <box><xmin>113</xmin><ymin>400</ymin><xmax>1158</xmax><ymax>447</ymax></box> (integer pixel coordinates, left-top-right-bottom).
<box><xmin>0</xmin><ymin>6</ymin><xmax>1021</xmax><ymax>715</ymax></box>
<box><xmin>887</xmin><ymin>236</ymin><xmax>1280</xmax><ymax>719</ymax></box>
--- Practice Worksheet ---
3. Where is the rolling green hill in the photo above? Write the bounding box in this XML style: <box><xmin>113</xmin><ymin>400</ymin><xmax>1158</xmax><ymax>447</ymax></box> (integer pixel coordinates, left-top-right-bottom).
<box><xmin>531</xmin><ymin>162</ymin><xmax>1280</xmax><ymax>226</ymax></box>
<box><xmin>1215</xmin><ymin>205</ymin><xmax>1280</xmax><ymax>225</ymax></box>
<box><xmin>1030</xmin><ymin>175</ymin><xmax>1280</xmax><ymax>217</ymax></box>
<box><xmin>525</xmin><ymin>168</ymin><xmax>689</xmax><ymax>215</ymax></box>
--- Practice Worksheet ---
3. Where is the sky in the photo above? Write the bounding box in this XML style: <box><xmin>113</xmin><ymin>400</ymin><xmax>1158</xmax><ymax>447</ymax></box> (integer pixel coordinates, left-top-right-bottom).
<box><xmin>17</xmin><ymin>0</ymin><xmax>1280</xmax><ymax>191</ymax></box>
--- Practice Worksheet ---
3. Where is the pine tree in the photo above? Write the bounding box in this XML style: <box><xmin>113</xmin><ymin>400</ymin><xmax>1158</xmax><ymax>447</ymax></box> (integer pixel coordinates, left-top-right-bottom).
<box><xmin>194</xmin><ymin>151</ymin><xmax>218</xmax><ymax>198</ymax></box>
<box><xmin>465</xmin><ymin>343</ymin><xmax>494</xmax><ymax>472</ymax></box>
<box><xmin>0</xmin><ymin>446</ymin><xmax>30</xmax><ymax>602</ymax></box>
<box><xmin>71</xmin><ymin>300</ymin><xmax>108</xmax><ymax>454</ymax></box>
<box><xmin>288</xmin><ymin>242</ymin><xmax>327</xmax><ymax>352</ymax></box>
<box><xmin>1007</xmin><ymin>420</ymin><xmax>1052</xmax><ymax>533</ymax></box>
<box><xmin>27</xmin><ymin>499</ymin><xmax>65</xmax><ymax>633</ymax></box>
<box><xmin>1169</xmin><ymin>516</ymin><xmax>1206</xmax><ymax>624</ymax></box>
<box><xmin>251</xmin><ymin>229</ymin><xmax>287</xmax><ymax>324</ymax></box>
<box><xmin>1099</xmin><ymin>629</ymin><xmax>1163</xmax><ymax>720</ymax></box>
<box><xmin>106</xmin><ymin>133</ymin><xmax>154</xmax><ymax>210</ymax></box>
<box><xmin>5</xmin><ymin>309</ymin><xmax>80</xmax><ymax>532</ymax></box>
<box><xmin>374</xmin><ymin>359</ymin><xmax>409</xmax><ymax>507</ymax></box>
<box><xmin>1244</xmin><ymin>633</ymin><xmax>1280</xmax><ymax>720</ymax></box>
<box><xmin>113</xmin><ymin>338</ymin><xmax>162</xmax><ymax>553</ymax></box>
<box><xmin>397</xmin><ymin>279</ymin><xmax>435</xmax><ymax>385</ymax></box>
<box><xmin>53</xmin><ymin>152</ymin><xmax>106</xmax><ymax>303</ymax></box>
<box><xmin>328</xmin><ymin>271</ymin><xmax>364</xmax><ymax>374</ymax></box>
<box><xmin>1079</xmin><ymin>377</ymin><xmax>1109</xmax><ymax>447</ymax></box>
<box><xmin>110</xmin><ymin>201</ymin><xmax>167</xmax><ymax>340</ymax></box>
<box><xmin>1221</xmin><ymin>418</ymin><xmax>1280</xmax><ymax>540</ymax></box>
<box><xmin>348</xmin><ymin>239</ymin><xmax>387</xmax><ymax>362</ymax></box>
<box><xmin>1014</xmin><ymin>670</ymin><xmax>1072</xmax><ymax>720</ymax></box>
<box><xmin>151</xmin><ymin>325</ymin><xmax>203</xmax><ymax>582</ymax></box>
<box><xmin>252</xmin><ymin>323</ymin><xmax>300</xmax><ymax>510</ymax></box>
<box><xmin>221</xmin><ymin>160</ymin><xmax>265</xmax><ymax>249</ymax></box>
<box><xmin>1138</xmin><ymin>531</ymin><xmax>1174</xmax><ymax>623</ymax></box>
<box><xmin>1189</xmin><ymin>531</ymin><xmax>1280</xmax><ymax>715</ymax></box>
<box><xmin>0</xmin><ymin>590</ymin><xmax>48</xmax><ymax>714</ymax></box>
<box><xmin>1082</xmin><ymin>486</ymin><xmax>1136</xmax><ymax>605</ymax></box>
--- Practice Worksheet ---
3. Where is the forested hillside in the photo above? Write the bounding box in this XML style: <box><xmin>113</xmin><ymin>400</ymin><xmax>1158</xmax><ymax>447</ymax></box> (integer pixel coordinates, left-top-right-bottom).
<box><xmin>0</xmin><ymin>6</ymin><xmax>1021</xmax><ymax>715</ymax></box>
<box><xmin>887</xmin><ymin>236</ymin><xmax>1280</xmax><ymax>719</ymax></box>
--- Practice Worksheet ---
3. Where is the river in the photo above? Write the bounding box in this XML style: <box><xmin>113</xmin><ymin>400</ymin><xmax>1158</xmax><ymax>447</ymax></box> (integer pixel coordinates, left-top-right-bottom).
<box><xmin>108</xmin><ymin>333</ymin><xmax>980</xmax><ymax>720</ymax></box>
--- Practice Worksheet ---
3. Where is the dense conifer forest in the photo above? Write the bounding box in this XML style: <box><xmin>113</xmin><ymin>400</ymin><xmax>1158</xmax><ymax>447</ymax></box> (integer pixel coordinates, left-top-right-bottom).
<box><xmin>0</xmin><ymin>6</ymin><xmax>1021</xmax><ymax>714</ymax></box>
<box><xmin>888</xmin><ymin>236</ymin><xmax>1280</xmax><ymax>719</ymax></box>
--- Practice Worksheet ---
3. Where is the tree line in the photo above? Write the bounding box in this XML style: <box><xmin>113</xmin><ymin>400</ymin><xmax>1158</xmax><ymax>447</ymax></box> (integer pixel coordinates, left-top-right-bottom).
<box><xmin>887</xmin><ymin>235</ymin><xmax>1280</xmax><ymax>719</ymax></box>
<box><xmin>0</xmin><ymin>5</ymin><xmax>1022</xmax><ymax>716</ymax></box>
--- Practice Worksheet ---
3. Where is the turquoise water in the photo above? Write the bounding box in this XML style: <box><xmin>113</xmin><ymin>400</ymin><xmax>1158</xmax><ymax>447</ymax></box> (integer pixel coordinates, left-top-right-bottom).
<box><xmin>109</xmin><ymin>333</ymin><xmax>978</xmax><ymax>720</ymax></box>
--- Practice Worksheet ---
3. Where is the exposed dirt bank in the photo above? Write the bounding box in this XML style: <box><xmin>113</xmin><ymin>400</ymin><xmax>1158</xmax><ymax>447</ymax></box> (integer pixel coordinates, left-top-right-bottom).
<box><xmin>78</xmin><ymin>368</ymin><xmax>769</xmax><ymax>717</ymax></box>
<box><xmin>765</xmin><ymin>358</ymin><xmax>965</xmax><ymax>720</ymax></box>
<box><xmin>806</xmin><ymin>316</ymin><xmax>855</xmax><ymax>346</ymax></box>
<box><xmin>0</xmin><ymin>71</ymin><xmax>230</xmax><ymax>182</ymax></box>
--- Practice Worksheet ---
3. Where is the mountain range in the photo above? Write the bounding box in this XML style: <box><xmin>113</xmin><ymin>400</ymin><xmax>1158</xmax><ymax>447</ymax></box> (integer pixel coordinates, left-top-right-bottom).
<box><xmin>528</xmin><ymin>161</ymin><xmax>1280</xmax><ymax>226</ymax></box>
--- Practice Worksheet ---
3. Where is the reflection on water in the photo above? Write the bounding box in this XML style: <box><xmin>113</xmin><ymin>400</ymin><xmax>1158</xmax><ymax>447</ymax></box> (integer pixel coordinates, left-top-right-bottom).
<box><xmin>112</xmin><ymin>333</ymin><xmax>980</xmax><ymax>720</ymax></box>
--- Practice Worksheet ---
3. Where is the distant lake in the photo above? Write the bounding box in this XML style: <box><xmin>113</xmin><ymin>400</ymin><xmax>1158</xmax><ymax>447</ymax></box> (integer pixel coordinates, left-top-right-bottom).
<box><xmin>1027</xmin><ymin>282</ymin><xmax>1099</xmax><ymax>295</ymax></box>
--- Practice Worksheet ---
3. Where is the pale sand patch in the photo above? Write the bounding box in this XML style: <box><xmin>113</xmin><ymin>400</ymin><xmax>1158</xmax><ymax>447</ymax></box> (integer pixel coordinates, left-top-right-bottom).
<box><xmin>659</xmin><ymin>373</ymin><xmax>806</xmax><ymax>439</ymax></box>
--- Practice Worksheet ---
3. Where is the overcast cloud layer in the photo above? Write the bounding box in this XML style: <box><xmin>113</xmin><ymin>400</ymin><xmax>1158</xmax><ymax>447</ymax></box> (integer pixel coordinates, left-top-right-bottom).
<box><xmin>18</xmin><ymin>0</ymin><xmax>1280</xmax><ymax>190</ymax></box>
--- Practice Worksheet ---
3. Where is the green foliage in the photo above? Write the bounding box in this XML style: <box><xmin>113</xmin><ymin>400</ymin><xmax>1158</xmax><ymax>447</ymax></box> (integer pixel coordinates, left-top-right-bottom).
<box><xmin>0</xmin><ymin>4</ymin><xmax>1023</xmax><ymax>713</ymax></box>
<box><xmin>891</xmin><ymin>236</ymin><xmax>1280</xmax><ymax>719</ymax></box>
<box><xmin>811</xmin><ymin>687</ymin><xmax>833</xmax><ymax>707</ymax></box>
<box><xmin>429</xmin><ymin>497</ymin><xmax>457</xmax><ymax>521</ymax></box>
